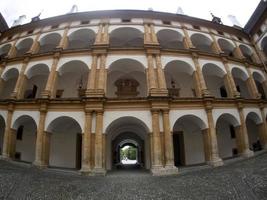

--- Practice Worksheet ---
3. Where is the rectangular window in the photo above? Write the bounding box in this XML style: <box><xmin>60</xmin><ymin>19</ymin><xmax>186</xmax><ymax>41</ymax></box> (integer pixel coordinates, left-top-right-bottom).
<box><xmin>51</xmin><ymin>24</ymin><xmax>59</xmax><ymax>29</ymax></box>
<box><xmin>230</xmin><ymin>125</ymin><xmax>236</xmax><ymax>139</ymax></box>
<box><xmin>257</xmin><ymin>29</ymin><xmax>263</xmax><ymax>37</ymax></box>
<box><xmin>27</xmin><ymin>30</ymin><xmax>34</xmax><ymax>34</ymax></box>
<box><xmin>81</xmin><ymin>20</ymin><xmax>90</xmax><ymax>25</ymax></box>
<box><xmin>163</xmin><ymin>21</ymin><xmax>171</xmax><ymax>25</ymax></box>
<box><xmin>217</xmin><ymin>31</ymin><xmax>224</xmax><ymax>35</ymax></box>
<box><xmin>122</xmin><ymin>19</ymin><xmax>131</xmax><ymax>23</ymax></box>
<box><xmin>193</xmin><ymin>25</ymin><xmax>200</xmax><ymax>30</ymax></box>
<box><xmin>16</xmin><ymin>126</ymin><xmax>24</xmax><ymax>140</ymax></box>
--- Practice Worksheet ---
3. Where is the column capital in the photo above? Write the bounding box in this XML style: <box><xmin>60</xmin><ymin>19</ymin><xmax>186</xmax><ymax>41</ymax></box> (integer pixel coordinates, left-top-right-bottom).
<box><xmin>7</xmin><ymin>103</ymin><xmax>14</xmax><ymax>112</ymax></box>
<box><xmin>53</xmin><ymin>52</ymin><xmax>61</xmax><ymax>59</ymax></box>
<box><xmin>191</xmin><ymin>52</ymin><xmax>199</xmax><ymax>59</ymax></box>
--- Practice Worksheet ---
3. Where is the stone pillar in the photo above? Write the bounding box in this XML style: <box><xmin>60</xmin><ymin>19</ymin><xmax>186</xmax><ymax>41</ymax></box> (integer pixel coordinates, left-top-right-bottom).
<box><xmin>155</xmin><ymin>55</ymin><xmax>167</xmax><ymax>90</ymax></box>
<box><xmin>209</xmin><ymin>32</ymin><xmax>222</xmax><ymax>54</ymax></box>
<box><xmin>144</xmin><ymin>23</ymin><xmax>152</xmax><ymax>44</ymax></box>
<box><xmin>237</xmin><ymin>102</ymin><xmax>254</xmax><ymax>157</ymax></box>
<box><xmin>233</xmin><ymin>44</ymin><xmax>245</xmax><ymax>59</ymax></box>
<box><xmin>80</xmin><ymin>109</ymin><xmax>93</xmax><ymax>174</ymax></box>
<box><xmin>57</xmin><ymin>27</ymin><xmax>69</xmax><ymax>49</ymax></box>
<box><xmin>192</xmin><ymin>71</ymin><xmax>202</xmax><ymax>97</ymax></box>
<box><xmin>202</xmin><ymin>129</ymin><xmax>210</xmax><ymax>162</ymax></box>
<box><xmin>151</xmin><ymin>109</ymin><xmax>164</xmax><ymax>174</ymax></box>
<box><xmin>7</xmin><ymin>39</ymin><xmax>18</xmax><ymax>58</ymax></box>
<box><xmin>95</xmin><ymin>23</ymin><xmax>104</xmax><ymax>44</ymax></box>
<box><xmin>28</xmin><ymin>33</ymin><xmax>41</xmax><ymax>54</ymax></box>
<box><xmin>92</xmin><ymin>111</ymin><xmax>106</xmax><ymax>175</ymax></box>
<box><xmin>42</xmin><ymin>53</ymin><xmax>60</xmax><ymax>98</ymax></box>
<box><xmin>43</xmin><ymin>132</ymin><xmax>51</xmax><ymax>166</ymax></box>
<box><xmin>33</xmin><ymin>103</ymin><xmax>47</xmax><ymax>168</ymax></box>
<box><xmin>10</xmin><ymin>58</ymin><xmax>29</xmax><ymax>99</ymax></box>
<box><xmin>246</xmin><ymin>67</ymin><xmax>261</xmax><ymax>99</ymax></box>
<box><xmin>181</xmin><ymin>25</ymin><xmax>194</xmax><ymax>49</ymax></box>
<box><xmin>234</xmin><ymin>126</ymin><xmax>244</xmax><ymax>155</ymax></box>
<box><xmin>150</xmin><ymin>24</ymin><xmax>159</xmax><ymax>44</ymax></box>
<box><xmin>147</xmin><ymin>54</ymin><xmax>157</xmax><ymax>91</ymax></box>
<box><xmin>222</xmin><ymin>59</ymin><xmax>240</xmax><ymax>98</ymax></box>
<box><xmin>0</xmin><ymin>63</ymin><xmax>5</xmax><ymax>96</ymax></box>
<box><xmin>1</xmin><ymin>104</ymin><xmax>13</xmax><ymax>159</ymax></box>
<box><xmin>97</xmin><ymin>54</ymin><xmax>107</xmax><ymax>94</ymax></box>
<box><xmin>102</xmin><ymin>23</ymin><xmax>109</xmax><ymax>44</ymax></box>
<box><xmin>85</xmin><ymin>54</ymin><xmax>98</xmax><ymax>96</ymax></box>
<box><xmin>9</xmin><ymin>129</ymin><xmax>17</xmax><ymax>159</ymax></box>
<box><xmin>192</xmin><ymin>53</ymin><xmax>210</xmax><ymax>97</ymax></box>
<box><xmin>259</xmin><ymin>105</ymin><xmax>267</xmax><ymax>149</ymax></box>
<box><xmin>162</xmin><ymin>110</ymin><xmax>177</xmax><ymax>172</ymax></box>
<box><xmin>205</xmin><ymin>104</ymin><xmax>223</xmax><ymax>167</ymax></box>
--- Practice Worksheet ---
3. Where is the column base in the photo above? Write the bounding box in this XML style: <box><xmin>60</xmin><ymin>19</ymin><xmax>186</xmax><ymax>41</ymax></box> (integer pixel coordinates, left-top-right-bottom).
<box><xmin>85</xmin><ymin>89</ymin><xmax>105</xmax><ymax>98</ymax></box>
<box><xmin>33</xmin><ymin>161</ymin><xmax>48</xmax><ymax>169</ymax></box>
<box><xmin>0</xmin><ymin>154</ymin><xmax>11</xmax><ymax>161</ymax></box>
<box><xmin>79</xmin><ymin>166</ymin><xmax>92</xmax><ymax>175</ymax></box>
<box><xmin>207</xmin><ymin>157</ymin><xmax>223</xmax><ymax>167</ymax></box>
<box><xmin>149</xmin><ymin>88</ymin><xmax>168</xmax><ymax>97</ymax></box>
<box><xmin>151</xmin><ymin>165</ymin><xmax>178</xmax><ymax>176</ymax></box>
<box><xmin>241</xmin><ymin>149</ymin><xmax>254</xmax><ymax>158</ymax></box>
<box><xmin>91</xmin><ymin>167</ymin><xmax>106</xmax><ymax>176</ymax></box>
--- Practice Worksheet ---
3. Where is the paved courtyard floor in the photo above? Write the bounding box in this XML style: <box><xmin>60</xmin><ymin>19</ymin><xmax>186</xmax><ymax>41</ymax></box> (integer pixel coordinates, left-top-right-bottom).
<box><xmin>0</xmin><ymin>152</ymin><xmax>267</xmax><ymax>200</ymax></box>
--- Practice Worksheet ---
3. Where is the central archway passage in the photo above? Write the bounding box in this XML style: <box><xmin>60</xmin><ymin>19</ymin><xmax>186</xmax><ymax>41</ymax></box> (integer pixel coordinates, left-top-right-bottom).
<box><xmin>105</xmin><ymin>117</ymin><xmax>151</xmax><ymax>171</ymax></box>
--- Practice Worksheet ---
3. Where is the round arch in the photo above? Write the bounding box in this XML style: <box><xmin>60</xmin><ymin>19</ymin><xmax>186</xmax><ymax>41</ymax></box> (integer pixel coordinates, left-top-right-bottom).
<box><xmin>218</xmin><ymin>38</ymin><xmax>235</xmax><ymax>56</ymax></box>
<box><xmin>164</xmin><ymin>60</ymin><xmax>195</xmax><ymax>97</ymax></box>
<box><xmin>0</xmin><ymin>43</ymin><xmax>12</xmax><ymax>57</ymax></box>
<box><xmin>46</xmin><ymin>116</ymin><xmax>83</xmax><ymax>169</ymax></box>
<box><xmin>173</xmin><ymin>114</ymin><xmax>207</xmax><ymax>166</ymax></box>
<box><xmin>191</xmin><ymin>33</ymin><xmax>213</xmax><ymax>53</ymax></box>
<box><xmin>16</xmin><ymin>38</ymin><xmax>33</xmax><ymax>56</ymax></box>
<box><xmin>253</xmin><ymin>71</ymin><xmax>267</xmax><ymax>99</ymax></box>
<box><xmin>105</xmin><ymin>116</ymin><xmax>150</xmax><ymax>170</ymax></box>
<box><xmin>11</xmin><ymin>115</ymin><xmax>37</xmax><ymax>162</ymax></box>
<box><xmin>231</xmin><ymin>67</ymin><xmax>250</xmax><ymax>98</ymax></box>
<box><xmin>239</xmin><ymin>44</ymin><xmax>253</xmax><ymax>61</ymax></box>
<box><xmin>39</xmin><ymin>33</ymin><xmax>62</xmax><ymax>53</ymax></box>
<box><xmin>216</xmin><ymin>113</ymin><xmax>241</xmax><ymax>159</ymax></box>
<box><xmin>0</xmin><ymin>115</ymin><xmax>6</xmax><ymax>155</ymax></box>
<box><xmin>157</xmin><ymin>29</ymin><xmax>185</xmax><ymax>49</ymax></box>
<box><xmin>56</xmin><ymin>60</ymin><xmax>89</xmax><ymax>98</ymax></box>
<box><xmin>67</xmin><ymin>28</ymin><xmax>96</xmax><ymax>49</ymax></box>
<box><xmin>260</xmin><ymin>36</ymin><xmax>267</xmax><ymax>57</ymax></box>
<box><xmin>0</xmin><ymin>68</ymin><xmax>19</xmax><ymax>99</ymax></box>
<box><xmin>110</xmin><ymin>27</ymin><xmax>144</xmax><ymax>48</ymax></box>
<box><xmin>202</xmin><ymin>63</ymin><xmax>227</xmax><ymax>98</ymax></box>
<box><xmin>246</xmin><ymin>112</ymin><xmax>263</xmax><ymax>151</ymax></box>
<box><xmin>107</xmin><ymin>58</ymin><xmax>147</xmax><ymax>98</ymax></box>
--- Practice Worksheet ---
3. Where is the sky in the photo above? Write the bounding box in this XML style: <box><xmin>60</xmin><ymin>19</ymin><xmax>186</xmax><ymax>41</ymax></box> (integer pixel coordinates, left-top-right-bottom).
<box><xmin>0</xmin><ymin>0</ymin><xmax>261</xmax><ymax>28</ymax></box>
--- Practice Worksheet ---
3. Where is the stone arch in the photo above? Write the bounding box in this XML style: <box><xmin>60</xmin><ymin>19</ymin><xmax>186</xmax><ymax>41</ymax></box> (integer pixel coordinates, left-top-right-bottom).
<box><xmin>0</xmin><ymin>43</ymin><xmax>12</xmax><ymax>58</ymax></box>
<box><xmin>23</xmin><ymin>63</ymin><xmax>50</xmax><ymax>98</ymax></box>
<box><xmin>218</xmin><ymin>38</ymin><xmax>235</xmax><ymax>57</ymax></box>
<box><xmin>107</xmin><ymin>58</ymin><xmax>147</xmax><ymax>98</ymax></box>
<box><xmin>39</xmin><ymin>33</ymin><xmax>62</xmax><ymax>53</ymax></box>
<box><xmin>246</xmin><ymin>112</ymin><xmax>263</xmax><ymax>151</ymax></box>
<box><xmin>191</xmin><ymin>33</ymin><xmax>213</xmax><ymax>53</ymax></box>
<box><xmin>0</xmin><ymin>68</ymin><xmax>19</xmax><ymax>99</ymax></box>
<box><xmin>46</xmin><ymin>116</ymin><xmax>83</xmax><ymax>169</ymax></box>
<box><xmin>110</xmin><ymin>27</ymin><xmax>144</xmax><ymax>48</ymax></box>
<box><xmin>15</xmin><ymin>38</ymin><xmax>33</xmax><ymax>56</ymax></box>
<box><xmin>231</xmin><ymin>67</ymin><xmax>250</xmax><ymax>99</ymax></box>
<box><xmin>260</xmin><ymin>36</ymin><xmax>267</xmax><ymax>57</ymax></box>
<box><xmin>67</xmin><ymin>28</ymin><xmax>96</xmax><ymax>49</ymax></box>
<box><xmin>215</xmin><ymin>113</ymin><xmax>241</xmax><ymax>159</ymax></box>
<box><xmin>55</xmin><ymin>60</ymin><xmax>89</xmax><ymax>98</ymax></box>
<box><xmin>164</xmin><ymin>60</ymin><xmax>195</xmax><ymax>97</ymax></box>
<box><xmin>253</xmin><ymin>71</ymin><xmax>267</xmax><ymax>99</ymax></box>
<box><xmin>0</xmin><ymin>114</ymin><xmax>5</xmax><ymax>155</ymax></box>
<box><xmin>11</xmin><ymin>115</ymin><xmax>37</xmax><ymax>162</ymax></box>
<box><xmin>239</xmin><ymin>44</ymin><xmax>253</xmax><ymax>62</ymax></box>
<box><xmin>172</xmin><ymin>114</ymin><xmax>207</xmax><ymax>166</ymax></box>
<box><xmin>202</xmin><ymin>63</ymin><xmax>227</xmax><ymax>98</ymax></box>
<box><xmin>105</xmin><ymin>116</ymin><xmax>150</xmax><ymax>170</ymax></box>
<box><xmin>157</xmin><ymin>29</ymin><xmax>185</xmax><ymax>49</ymax></box>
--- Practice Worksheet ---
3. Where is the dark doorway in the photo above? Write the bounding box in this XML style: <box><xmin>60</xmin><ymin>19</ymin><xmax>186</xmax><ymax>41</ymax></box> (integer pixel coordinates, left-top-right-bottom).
<box><xmin>173</xmin><ymin>131</ymin><xmax>185</xmax><ymax>167</ymax></box>
<box><xmin>76</xmin><ymin>133</ymin><xmax>82</xmax><ymax>169</ymax></box>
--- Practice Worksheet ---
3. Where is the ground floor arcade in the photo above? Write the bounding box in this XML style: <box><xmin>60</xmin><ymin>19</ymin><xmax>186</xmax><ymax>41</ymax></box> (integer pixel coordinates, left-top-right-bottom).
<box><xmin>0</xmin><ymin>105</ymin><xmax>267</xmax><ymax>175</ymax></box>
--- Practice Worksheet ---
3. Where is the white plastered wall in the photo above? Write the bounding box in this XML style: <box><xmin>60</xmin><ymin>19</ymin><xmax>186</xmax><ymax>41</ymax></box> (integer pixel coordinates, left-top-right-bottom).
<box><xmin>103</xmin><ymin>110</ymin><xmax>152</xmax><ymax>133</ymax></box>
<box><xmin>109</xmin><ymin>25</ymin><xmax>144</xmax><ymax>33</ymax></box>
<box><xmin>154</xmin><ymin>26</ymin><xmax>184</xmax><ymax>35</ymax></box>
<box><xmin>11</xmin><ymin>111</ymin><xmax>40</xmax><ymax>128</ymax></box>
<box><xmin>25</xmin><ymin>59</ymin><xmax>53</xmax><ymax>74</ymax></box>
<box><xmin>57</xmin><ymin>56</ymin><xmax>92</xmax><ymax>71</ymax></box>
<box><xmin>198</xmin><ymin>59</ymin><xmax>226</xmax><ymax>73</ymax></box>
<box><xmin>67</xmin><ymin>27</ymin><xmax>98</xmax><ymax>35</ymax></box>
<box><xmin>106</xmin><ymin>55</ymin><xmax>147</xmax><ymax>69</ymax></box>
<box><xmin>161</xmin><ymin>56</ymin><xmax>195</xmax><ymax>70</ymax></box>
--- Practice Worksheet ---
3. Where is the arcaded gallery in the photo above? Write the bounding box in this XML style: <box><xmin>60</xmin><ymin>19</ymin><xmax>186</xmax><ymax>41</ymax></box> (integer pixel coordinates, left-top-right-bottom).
<box><xmin>0</xmin><ymin>6</ymin><xmax>267</xmax><ymax>175</ymax></box>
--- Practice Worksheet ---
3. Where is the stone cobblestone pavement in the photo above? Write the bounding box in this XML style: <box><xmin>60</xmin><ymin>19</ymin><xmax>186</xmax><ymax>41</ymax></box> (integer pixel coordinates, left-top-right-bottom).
<box><xmin>0</xmin><ymin>152</ymin><xmax>267</xmax><ymax>200</ymax></box>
